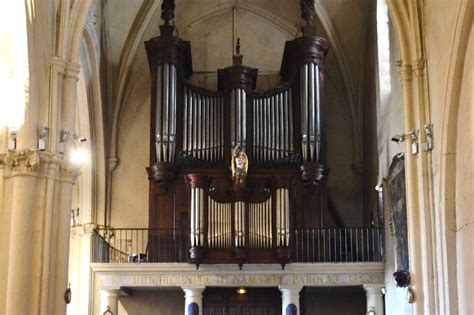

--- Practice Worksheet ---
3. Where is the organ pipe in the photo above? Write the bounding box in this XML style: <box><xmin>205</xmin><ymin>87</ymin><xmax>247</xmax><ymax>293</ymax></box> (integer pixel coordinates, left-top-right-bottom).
<box><xmin>276</xmin><ymin>188</ymin><xmax>290</xmax><ymax>247</ymax></box>
<box><xmin>300</xmin><ymin>62</ymin><xmax>322</xmax><ymax>163</ymax></box>
<box><xmin>252</xmin><ymin>86</ymin><xmax>294</xmax><ymax>163</ymax></box>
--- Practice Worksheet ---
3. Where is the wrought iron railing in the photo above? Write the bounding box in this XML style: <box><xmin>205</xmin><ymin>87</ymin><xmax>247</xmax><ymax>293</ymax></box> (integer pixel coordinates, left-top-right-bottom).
<box><xmin>92</xmin><ymin>227</ymin><xmax>384</xmax><ymax>263</ymax></box>
<box><xmin>92</xmin><ymin>228</ymin><xmax>190</xmax><ymax>263</ymax></box>
<box><xmin>293</xmin><ymin>228</ymin><xmax>384</xmax><ymax>263</ymax></box>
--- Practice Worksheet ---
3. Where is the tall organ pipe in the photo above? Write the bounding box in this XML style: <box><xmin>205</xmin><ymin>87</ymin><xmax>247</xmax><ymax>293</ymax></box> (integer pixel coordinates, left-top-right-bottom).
<box><xmin>155</xmin><ymin>66</ymin><xmax>162</xmax><ymax>162</ymax></box>
<box><xmin>315</xmin><ymin>65</ymin><xmax>321</xmax><ymax>161</ymax></box>
<box><xmin>301</xmin><ymin>64</ymin><xmax>309</xmax><ymax>162</ymax></box>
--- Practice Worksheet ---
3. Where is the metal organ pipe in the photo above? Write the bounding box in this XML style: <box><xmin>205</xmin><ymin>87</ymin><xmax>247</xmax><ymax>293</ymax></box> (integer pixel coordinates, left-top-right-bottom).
<box><xmin>276</xmin><ymin>188</ymin><xmax>290</xmax><ymax>247</ymax></box>
<box><xmin>252</xmin><ymin>86</ymin><xmax>294</xmax><ymax>163</ymax></box>
<box><xmin>300</xmin><ymin>63</ymin><xmax>322</xmax><ymax>162</ymax></box>
<box><xmin>207</xmin><ymin>198</ymin><xmax>232</xmax><ymax>249</ymax></box>
<box><xmin>231</xmin><ymin>88</ymin><xmax>246</xmax><ymax>152</ymax></box>
<box><xmin>288</xmin><ymin>89</ymin><xmax>294</xmax><ymax>156</ymax></box>
<box><xmin>190</xmin><ymin>188</ymin><xmax>195</xmax><ymax>246</ymax></box>
<box><xmin>155</xmin><ymin>65</ymin><xmax>163</xmax><ymax>162</ymax></box>
<box><xmin>301</xmin><ymin>64</ymin><xmax>309</xmax><ymax>162</ymax></box>
<box><xmin>308</xmin><ymin>63</ymin><xmax>316</xmax><ymax>162</ymax></box>
<box><xmin>170</xmin><ymin>65</ymin><xmax>177</xmax><ymax>161</ymax></box>
<box><xmin>162</xmin><ymin>64</ymin><xmax>170</xmax><ymax>161</ymax></box>
<box><xmin>155</xmin><ymin>63</ymin><xmax>178</xmax><ymax>163</ymax></box>
<box><xmin>182</xmin><ymin>86</ymin><xmax>224</xmax><ymax>162</ymax></box>
<box><xmin>315</xmin><ymin>65</ymin><xmax>321</xmax><ymax>161</ymax></box>
<box><xmin>248</xmin><ymin>200</ymin><xmax>272</xmax><ymax>249</ymax></box>
<box><xmin>234</xmin><ymin>201</ymin><xmax>245</xmax><ymax>247</ymax></box>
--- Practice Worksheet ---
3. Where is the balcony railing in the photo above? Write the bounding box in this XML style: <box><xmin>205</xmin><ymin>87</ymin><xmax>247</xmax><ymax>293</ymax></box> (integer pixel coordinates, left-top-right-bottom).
<box><xmin>92</xmin><ymin>227</ymin><xmax>384</xmax><ymax>264</ymax></box>
<box><xmin>293</xmin><ymin>228</ymin><xmax>384</xmax><ymax>263</ymax></box>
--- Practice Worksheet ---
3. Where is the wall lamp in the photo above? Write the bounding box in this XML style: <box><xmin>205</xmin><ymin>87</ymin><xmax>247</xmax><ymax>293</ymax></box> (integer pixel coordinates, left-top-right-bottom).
<box><xmin>38</xmin><ymin>126</ymin><xmax>49</xmax><ymax>150</ymax></box>
<box><xmin>58</xmin><ymin>130</ymin><xmax>88</xmax><ymax>165</ymax></box>
<box><xmin>8</xmin><ymin>127</ymin><xmax>16</xmax><ymax>150</ymax></box>
<box><xmin>390</xmin><ymin>129</ymin><xmax>419</xmax><ymax>155</ymax></box>
<box><xmin>59</xmin><ymin>130</ymin><xmax>70</xmax><ymax>154</ymax></box>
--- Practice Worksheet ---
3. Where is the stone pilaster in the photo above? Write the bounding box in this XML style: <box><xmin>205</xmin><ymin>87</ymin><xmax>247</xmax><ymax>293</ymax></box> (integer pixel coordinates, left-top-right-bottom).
<box><xmin>363</xmin><ymin>284</ymin><xmax>384</xmax><ymax>315</ymax></box>
<box><xmin>99</xmin><ymin>289</ymin><xmax>120</xmax><ymax>315</ymax></box>
<box><xmin>279</xmin><ymin>285</ymin><xmax>303</xmax><ymax>315</ymax></box>
<box><xmin>182</xmin><ymin>287</ymin><xmax>205</xmax><ymax>315</ymax></box>
<box><xmin>0</xmin><ymin>150</ymin><xmax>81</xmax><ymax>315</ymax></box>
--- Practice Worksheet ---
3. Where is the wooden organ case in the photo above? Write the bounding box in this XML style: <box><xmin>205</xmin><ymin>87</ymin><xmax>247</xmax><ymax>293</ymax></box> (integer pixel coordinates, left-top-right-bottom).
<box><xmin>145</xmin><ymin>0</ymin><xmax>330</xmax><ymax>268</ymax></box>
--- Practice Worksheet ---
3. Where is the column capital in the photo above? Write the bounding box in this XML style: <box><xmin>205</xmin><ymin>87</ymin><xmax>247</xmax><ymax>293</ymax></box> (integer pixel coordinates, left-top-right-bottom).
<box><xmin>182</xmin><ymin>286</ymin><xmax>205</xmax><ymax>295</ymax></box>
<box><xmin>99</xmin><ymin>288</ymin><xmax>120</xmax><ymax>296</ymax></box>
<box><xmin>363</xmin><ymin>284</ymin><xmax>385</xmax><ymax>315</ymax></box>
<box><xmin>279</xmin><ymin>285</ymin><xmax>303</xmax><ymax>294</ymax></box>
<box><xmin>99</xmin><ymin>288</ymin><xmax>120</xmax><ymax>315</ymax></box>
<box><xmin>183</xmin><ymin>287</ymin><xmax>205</xmax><ymax>315</ymax></box>
<box><xmin>279</xmin><ymin>286</ymin><xmax>303</xmax><ymax>315</ymax></box>
<box><xmin>363</xmin><ymin>284</ymin><xmax>385</xmax><ymax>294</ymax></box>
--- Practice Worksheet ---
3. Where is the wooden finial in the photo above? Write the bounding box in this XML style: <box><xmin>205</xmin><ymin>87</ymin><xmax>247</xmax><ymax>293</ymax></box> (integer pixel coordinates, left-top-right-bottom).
<box><xmin>159</xmin><ymin>0</ymin><xmax>175</xmax><ymax>36</ymax></box>
<box><xmin>161</xmin><ymin>0</ymin><xmax>175</xmax><ymax>25</ymax></box>
<box><xmin>236</xmin><ymin>38</ymin><xmax>241</xmax><ymax>55</ymax></box>
<box><xmin>300</xmin><ymin>0</ymin><xmax>317</xmax><ymax>36</ymax></box>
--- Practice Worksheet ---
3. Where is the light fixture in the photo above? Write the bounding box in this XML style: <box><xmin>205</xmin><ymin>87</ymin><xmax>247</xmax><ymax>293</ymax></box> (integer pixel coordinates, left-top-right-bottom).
<box><xmin>70</xmin><ymin>208</ymin><xmax>80</xmax><ymax>227</ymax></box>
<box><xmin>8</xmin><ymin>127</ymin><xmax>16</xmax><ymax>150</ymax></box>
<box><xmin>70</xmin><ymin>148</ymin><xmax>87</xmax><ymax>165</ymax></box>
<box><xmin>407</xmin><ymin>129</ymin><xmax>418</xmax><ymax>155</ymax></box>
<box><xmin>58</xmin><ymin>130</ymin><xmax>88</xmax><ymax>165</ymax></box>
<box><xmin>38</xmin><ymin>126</ymin><xmax>49</xmax><ymax>150</ymax></box>
<box><xmin>59</xmin><ymin>130</ymin><xmax>70</xmax><ymax>154</ymax></box>
<box><xmin>390</xmin><ymin>134</ymin><xmax>405</xmax><ymax>143</ymax></box>
<box><xmin>390</xmin><ymin>129</ymin><xmax>419</xmax><ymax>155</ymax></box>
<box><xmin>236</xmin><ymin>287</ymin><xmax>247</xmax><ymax>295</ymax></box>
<box><xmin>422</xmin><ymin>124</ymin><xmax>434</xmax><ymax>151</ymax></box>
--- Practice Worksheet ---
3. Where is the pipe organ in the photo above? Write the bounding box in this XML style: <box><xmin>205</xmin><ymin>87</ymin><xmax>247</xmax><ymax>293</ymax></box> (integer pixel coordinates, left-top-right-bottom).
<box><xmin>182</xmin><ymin>86</ymin><xmax>225</xmax><ymax>163</ymax></box>
<box><xmin>146</xmin><ymin>0</ymin><xmax>330</xmax><ymax>268</ymax></box>
<box><xmin>252</xmin><ymin>85</ymin><xmax>295</xmax><ymax>163</ymax></box>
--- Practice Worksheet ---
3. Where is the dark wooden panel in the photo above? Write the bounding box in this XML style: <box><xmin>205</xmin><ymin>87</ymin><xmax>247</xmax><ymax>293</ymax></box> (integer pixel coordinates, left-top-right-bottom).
<box><xmin>204</xmin><ymin>287</ymin><xmax>281</xmax><ymax>315</ymax></box>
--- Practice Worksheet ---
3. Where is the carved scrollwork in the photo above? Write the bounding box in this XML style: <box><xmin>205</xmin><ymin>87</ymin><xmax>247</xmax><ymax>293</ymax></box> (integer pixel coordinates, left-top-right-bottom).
<box><xmin>299</xmin><ymin>163</ymin><xmax>329</xmax><ymax>187</ymax></box>
<box><xmin>147</xmin><ymin>163</ymin><xmax>178</xmax><ymax>192</ymax></box>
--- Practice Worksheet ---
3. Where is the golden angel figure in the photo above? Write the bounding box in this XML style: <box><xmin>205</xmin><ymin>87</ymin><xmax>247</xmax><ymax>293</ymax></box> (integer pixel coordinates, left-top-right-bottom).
<box><xmin>231</xmin><ymin>145</ymin><xmax>248</xmax><ymax>186</ymax></box>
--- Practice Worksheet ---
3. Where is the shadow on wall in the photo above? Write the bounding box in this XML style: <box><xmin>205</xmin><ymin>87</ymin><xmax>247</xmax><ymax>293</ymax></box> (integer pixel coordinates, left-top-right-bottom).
<box><xmin>119</xmin><ymin>289</ymin><xmax>184</xmax><ymax>315</ymax></box>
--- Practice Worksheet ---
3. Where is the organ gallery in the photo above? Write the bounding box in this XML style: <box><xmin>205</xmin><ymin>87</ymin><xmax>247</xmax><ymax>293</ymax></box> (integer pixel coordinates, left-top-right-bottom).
<box><xmin>146</xmin><ymin>0</ymin><xmax>333</xmax><ymax>269</ymax></box>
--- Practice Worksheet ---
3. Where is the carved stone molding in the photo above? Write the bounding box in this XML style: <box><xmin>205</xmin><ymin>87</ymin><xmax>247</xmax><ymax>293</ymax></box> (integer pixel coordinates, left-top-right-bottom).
<box><xmin>0</xmin><ymin>149</ymin><xmax>40</xmax><ymax>172</ymax></box>
<box><xmin>71</xmin><ymin>223</ymin><xmax>98</xmax><ymax>237</ymax></box>
<box><xmin>0</xmin><ymin>149</ymin><xmax>82</xmax><ymax>182</ymax></box>
<box><xmin>397</xmin><ymin>64</ymin><xmax>413</xmax><ymax>82</ymax></box>
<box><xmin>413</xmin><ymin>58</ymin><xmax>426</xmax><ymax>78</ymax></box>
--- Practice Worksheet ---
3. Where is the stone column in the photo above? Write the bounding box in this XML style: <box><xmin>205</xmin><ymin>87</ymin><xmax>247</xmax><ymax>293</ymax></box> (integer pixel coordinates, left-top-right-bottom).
<box><xmin>363</xmin><ymin>284</ymin><xmax>384</xmax><ymax>315</ymax></box>
<box><xmin>99</xmin><ymin>289</ymin><xmax>120</xmax><ymax>315</ymax></box>
<box><xmin>279</xmin><ymin>285</ymin><xmax>303</xmax><ymax>315</ymax></box>
<box><xmin>182</xmin><ymin>287</ymin><xmax>205</xmax><ymax>315</ymax></box>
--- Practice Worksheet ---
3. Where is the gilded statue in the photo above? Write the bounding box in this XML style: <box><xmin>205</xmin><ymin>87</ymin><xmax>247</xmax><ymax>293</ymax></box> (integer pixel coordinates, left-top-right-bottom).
<box><xmin>231</xmin><ymin>144</ymin><xmax>248</xmax><ymax>186</ymax></box>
